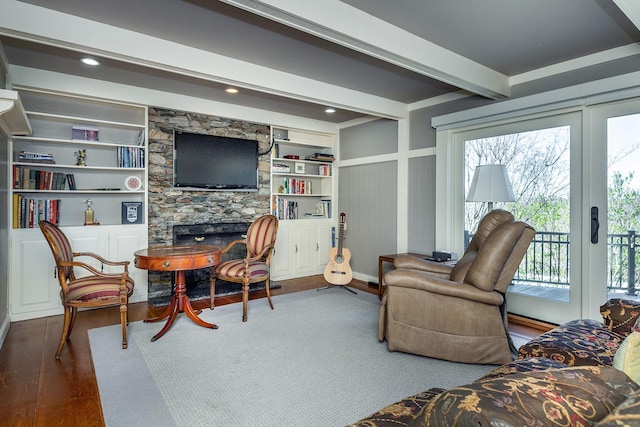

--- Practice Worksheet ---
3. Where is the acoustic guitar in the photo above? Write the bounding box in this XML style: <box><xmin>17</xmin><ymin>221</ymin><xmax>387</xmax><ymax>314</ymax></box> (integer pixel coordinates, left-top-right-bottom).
<box><xmin>323</xmin><ymin>212</ymin><xmax>353</xmax><ymax>286</ymax></box>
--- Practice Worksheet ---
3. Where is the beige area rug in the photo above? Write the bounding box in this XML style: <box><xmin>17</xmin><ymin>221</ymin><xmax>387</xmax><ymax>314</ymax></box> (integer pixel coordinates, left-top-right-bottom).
<box><xmin>89</xmin><ymin>288</ymin><xmax>494</xmax><ymax>426</ymax></box>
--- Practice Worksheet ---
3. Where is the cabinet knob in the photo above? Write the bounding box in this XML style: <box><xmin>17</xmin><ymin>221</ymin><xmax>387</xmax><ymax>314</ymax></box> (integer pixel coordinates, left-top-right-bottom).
<box><xmin>295</xmin><ymin>244</ymin><xmax>298</xmax><ymax>253</ymax></box>
<box><xmin>316</xmin><ymin>243</ymin><xmax>319</xmax><ymax>251</ymax></box>
<box><xmin>194</xmin><ymin>236</ymin><xmax>205</xmax><ymax>242</ymax></box>
<box><xmin>162</xmin><ymin>261</ymin><xmax>171</xmax><ymax>267</ymax></box>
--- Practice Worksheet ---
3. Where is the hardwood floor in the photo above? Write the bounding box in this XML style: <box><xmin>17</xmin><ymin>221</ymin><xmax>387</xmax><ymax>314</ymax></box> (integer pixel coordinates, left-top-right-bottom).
<box><xmin>0</xmin><ymin>276</ymin><xmax>547</xmax><ymax>426</ymax></box>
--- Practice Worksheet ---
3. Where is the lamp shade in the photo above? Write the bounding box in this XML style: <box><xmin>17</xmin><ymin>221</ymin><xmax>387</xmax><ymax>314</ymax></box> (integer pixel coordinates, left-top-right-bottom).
<box><xmin>467</xmin><ymin>164</ymin><xmax>515</xmax><ymax>203</ymax></box>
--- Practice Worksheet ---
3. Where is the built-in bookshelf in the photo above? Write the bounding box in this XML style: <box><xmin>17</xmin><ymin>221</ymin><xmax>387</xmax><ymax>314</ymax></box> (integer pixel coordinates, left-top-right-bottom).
<box><xmin>270</xmin><ymin>127</ymin><xmax>334</xmax><ymax>221</ymax></box>
<box><xmin>10</xmin><ymin>87</ymin><xmax>147</xmax><ymax>227</ymax></box>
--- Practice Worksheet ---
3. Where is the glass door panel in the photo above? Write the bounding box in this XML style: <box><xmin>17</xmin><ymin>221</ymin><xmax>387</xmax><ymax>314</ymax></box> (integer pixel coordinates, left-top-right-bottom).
<box><xmin>458</xmin><ymin>113</ymin><xmax>582</xmax><ymax>324</ymax></box>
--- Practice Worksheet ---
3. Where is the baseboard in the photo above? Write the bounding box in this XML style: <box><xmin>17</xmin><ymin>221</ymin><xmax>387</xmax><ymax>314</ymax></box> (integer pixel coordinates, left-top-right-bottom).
<box><xmin>507</xmin><ymin>313</ymin><xmax>556</xmax><ymax>332</ymax></box>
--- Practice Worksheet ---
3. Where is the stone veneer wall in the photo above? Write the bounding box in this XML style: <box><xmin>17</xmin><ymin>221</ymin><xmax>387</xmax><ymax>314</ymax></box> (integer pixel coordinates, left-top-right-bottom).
<box><xmin>146</xmin><ymin>107</ymin><xmax>272</xmax><ymax>298</ymax></box>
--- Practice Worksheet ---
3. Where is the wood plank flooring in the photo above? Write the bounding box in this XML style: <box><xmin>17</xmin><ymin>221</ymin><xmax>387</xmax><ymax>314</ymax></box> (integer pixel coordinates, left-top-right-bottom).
<box><xmin>0</xmin><ymin>276</ymin><xmax>546</xmax><ymax>427</ymax></box>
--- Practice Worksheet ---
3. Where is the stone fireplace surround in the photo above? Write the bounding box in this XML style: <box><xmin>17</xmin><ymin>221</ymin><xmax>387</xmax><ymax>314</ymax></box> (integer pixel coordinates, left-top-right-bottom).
<box><xmin>146</xmin><ymin>107</ymin><xmax>273</xmax><ymax>305</ymax></box>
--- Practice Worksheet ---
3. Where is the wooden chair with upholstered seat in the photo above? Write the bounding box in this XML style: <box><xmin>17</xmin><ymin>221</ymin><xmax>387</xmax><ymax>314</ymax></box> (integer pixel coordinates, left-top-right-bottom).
<box><xmin>210</xmin><ymin>214</ymin><xmax>278</xmax><ymax>322</ymax></box>
<box><xmin>39</xmin><ymin>220</ymin><xmax>135</xmax><ymax>359</ymax></box>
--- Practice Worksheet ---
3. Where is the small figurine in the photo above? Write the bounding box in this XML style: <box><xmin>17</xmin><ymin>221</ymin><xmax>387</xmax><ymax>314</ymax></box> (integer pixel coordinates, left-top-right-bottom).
<box><xmin>75</xmin><ymin>149</ymin><xmax>87</xmax><ymax>166</ymax></box>
<box><xmin>83</xmin><ymin>199</ymin><xmax>99</xmax><ymax>225</ymax></box>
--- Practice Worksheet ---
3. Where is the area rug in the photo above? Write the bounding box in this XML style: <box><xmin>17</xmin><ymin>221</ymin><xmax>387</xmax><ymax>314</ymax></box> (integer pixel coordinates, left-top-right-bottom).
<box><xmin>89</xmin><ymin>289</ymin><xmax>494</xmax><ymax>427</ymax></box>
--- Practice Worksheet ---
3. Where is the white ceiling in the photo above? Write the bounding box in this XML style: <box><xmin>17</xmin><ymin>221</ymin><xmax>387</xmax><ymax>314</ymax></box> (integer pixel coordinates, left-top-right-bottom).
<box><xmin>1</xmin><ymin>0</ymin><xmax>640</xmax><ymax>123</ymax></box>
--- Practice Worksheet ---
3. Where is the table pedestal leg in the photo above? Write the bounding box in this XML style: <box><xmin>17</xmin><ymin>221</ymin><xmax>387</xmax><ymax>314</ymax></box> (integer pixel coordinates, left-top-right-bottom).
<box><xmin>146</xmin><ymin>270</ymin><xmax>218</xmax><ymax>342</ymax></box>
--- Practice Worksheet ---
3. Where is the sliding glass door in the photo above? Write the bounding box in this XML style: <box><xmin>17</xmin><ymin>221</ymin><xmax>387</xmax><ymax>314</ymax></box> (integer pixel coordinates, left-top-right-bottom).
<box><xmin>457</xmin><ymin>112</ymin><xmax>583</xmax><ymax>324</ymax></box>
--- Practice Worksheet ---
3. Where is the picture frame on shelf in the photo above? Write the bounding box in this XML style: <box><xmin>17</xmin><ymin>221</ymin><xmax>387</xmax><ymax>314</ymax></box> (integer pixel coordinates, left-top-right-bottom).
<box><xmin>72</xmin><ymin>126</ymin><xmax>99</xmax><ymax>142</ymax></box>
<box><xmin>121</xmin><ymin>202</ymin><xmax>143</xmax><ymax>224</ymax></box>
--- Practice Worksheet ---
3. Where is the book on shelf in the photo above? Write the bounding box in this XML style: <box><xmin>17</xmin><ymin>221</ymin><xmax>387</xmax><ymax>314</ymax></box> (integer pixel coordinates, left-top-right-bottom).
<box><xmin>305</xmin><ymin>153</ymin><xmax>334</xmax><ymax>162</ymax></box>
<box><xmin>281</xmin><ymin>177</ymin><xmax>312</xmax><ymax>194</ymax></box>
<box><xmin>272</xmin><ymin>197</ymin><xmax>298</xmax><ymax>220</ymax></box>
<box><xmin>318</xmin><ymin>163</ymin><xmax>331</xmax><ymax>176</ymax></box>
<box><xmin>117</xmin><ymin>146</ymin><xmax>145</xmax><ymax>167</ymax></box>
<box><xmin>13</xmin><ymin>166</ymin><xmax>67</xmax><ymax>190</ymax></box>
<box><xmin>66</xmin><ymin>174</ymin><xmax>77</xmax><ymax>190</ymax></box>
<box><xmin>17</xmin><ymin>150</ymin><xmax>55</xmax><ymax>164</ymax></box>
<box><xmin>13</xmin><ymin>194</ymin><xmax>60</xmax><ymax>228</ymax></box>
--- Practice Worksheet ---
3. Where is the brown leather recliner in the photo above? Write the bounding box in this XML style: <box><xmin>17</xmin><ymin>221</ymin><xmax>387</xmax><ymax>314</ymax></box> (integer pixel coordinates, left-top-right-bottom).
<box><xmin>378</xmin><ymin>210</ymin><xmax>536</xmax><ymax>365</ymax></box>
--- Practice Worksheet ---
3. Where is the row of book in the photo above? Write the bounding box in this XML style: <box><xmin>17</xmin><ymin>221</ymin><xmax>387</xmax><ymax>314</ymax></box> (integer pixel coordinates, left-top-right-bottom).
<box><xmin>279</xmin><ymin>177</ymin><xmax>312</xmax><ymax>194</ymax></box>
<box><xmin>13</xmin><ymin>166</ymin><xmax>76</xmax><ymax>190</ymax></box>
<box><xmin>272</xmin><ymin>198</ymin><xmax>299</xmax><ymax>220</ymax></box>
<box><xmin>311</xmin><ymin>200</ymin><xmax>331</xmax><ymax>218</ymax></box>
<box><xmin>12</xmin><ymin>195</ymin><xmax>60</xmax><ymax>229</ymax></box>
<box><xmin>117</xmin><ymin>147</ymin><xmax>145</xmax><ymax>168</ymax></box>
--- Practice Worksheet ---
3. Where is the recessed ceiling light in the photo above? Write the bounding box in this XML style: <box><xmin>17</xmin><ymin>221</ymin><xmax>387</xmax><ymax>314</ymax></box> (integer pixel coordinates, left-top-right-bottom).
<box><xmin>225</xmin><ymin>87</ymin><xmax>239</xmax><ymax>94</ymax></box>
<box><xmin>81</xmin><ymin>57</ymin><xmax>100</xmax><ymax>66</ymax></box>
<box><xmin>325</xmin><ymin>108</ymin><xmax>336</xmax><ymax>113</ymax></box>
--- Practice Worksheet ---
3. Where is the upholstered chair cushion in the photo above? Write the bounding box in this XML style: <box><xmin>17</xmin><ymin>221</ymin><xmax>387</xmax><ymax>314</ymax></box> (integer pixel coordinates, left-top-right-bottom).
<box><xmin>65</xmin><ymin>275</ymin><xmax>134</xmax><ymax>303</ymax></box>
<box><xmin>466</xmin><ymin>209</ymin><xmax>514</xmax><ymax>252</ymax></box>
<box><xmin>214</xmin><ymin>259</ymin><xmax>270</xmax><ymax>280</ymax></box>
<box><xmin>245</xmin><ymin>215</ymin><xmax>278</xmax><ymax>257</ymax></box>
<box><xmin>43</xmin><ymin>221</ymin><xmax>74</xmax><ymax>277</ymax></box>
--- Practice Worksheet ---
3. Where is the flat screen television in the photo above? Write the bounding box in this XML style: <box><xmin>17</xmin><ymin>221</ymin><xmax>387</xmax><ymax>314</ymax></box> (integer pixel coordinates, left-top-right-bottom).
<box><xmin>173</xmin><ymin>131</ymin><xmax>259</xmax><ymax>191</ymax></box>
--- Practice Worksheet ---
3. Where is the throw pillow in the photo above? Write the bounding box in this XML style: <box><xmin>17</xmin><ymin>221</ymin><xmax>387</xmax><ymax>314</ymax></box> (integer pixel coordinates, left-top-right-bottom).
<box><xmin>600</xmin><ymin>298</ymin><xmax>640</xmax><ymax>337</ymax></box>
<box><xmin>408</xmin><ymin>366</ymin><xmax>639</xmax><ymax>427</ymax></box>
<box><xmin>613</xmin><ymin>331</ymin><xmax>640</xmax><ymax>384</ymax></box>
<box><xmin>594</xmin><ymin>388</ymin><xmax>640</xmax><ymax>426</ymax></box>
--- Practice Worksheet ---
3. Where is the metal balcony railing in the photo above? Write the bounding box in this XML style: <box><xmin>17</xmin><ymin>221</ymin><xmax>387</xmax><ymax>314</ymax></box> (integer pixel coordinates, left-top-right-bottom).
<box><xmin>466</xmin><ymin>230</ymin><xmax>640</xmax><ymax>295</ymax></box>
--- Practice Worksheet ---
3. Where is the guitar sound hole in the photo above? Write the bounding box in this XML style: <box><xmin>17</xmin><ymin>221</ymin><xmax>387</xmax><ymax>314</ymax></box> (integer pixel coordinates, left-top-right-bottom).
<box><xmin>335</xmin><ymin>255</ymin><xmax>344</xmax><ymax>263</ymax></box>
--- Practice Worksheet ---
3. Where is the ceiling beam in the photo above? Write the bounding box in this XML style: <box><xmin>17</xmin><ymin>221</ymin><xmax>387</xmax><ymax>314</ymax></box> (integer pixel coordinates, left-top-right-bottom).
<box><xmin>220</xmin><ymin>0</ymin><xmax>511</xmax><ymax>99</ymax></box>
<box><xmin>0</xmin><ymin>0</ymin><xmax>407</xmax><ymax>119</ymax></box>
<box><xmin>613</xmin><ymin>0</ymin><xmax>640</xmax><ymax>31</ymax></box>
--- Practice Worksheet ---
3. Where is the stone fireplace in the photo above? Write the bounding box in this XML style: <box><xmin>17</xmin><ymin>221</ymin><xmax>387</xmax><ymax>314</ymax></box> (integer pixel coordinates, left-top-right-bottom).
<box><xmin>146</xmin><ymin>107</ymin><xmax>273</xmax><ymax>306</ymax></box>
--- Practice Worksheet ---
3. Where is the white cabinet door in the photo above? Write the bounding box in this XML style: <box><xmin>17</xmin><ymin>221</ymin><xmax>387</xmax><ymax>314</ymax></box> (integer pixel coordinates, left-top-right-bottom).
<box><xmin>108</xmin><ymin>225</ymin><xmax>148</xmax><ymax>303</ymax></box>
<box><xmin>271</xmin><ymin>222</ymin><xmax>292</xmax><ymax>279</ymax></box>
<box><xmin>315</xmin><ymin>223</ymin><xmax>333</xmax><ymax>270</ymax></box>
<box><xmin>10</xmin><ymin>231</ymin><xmax>62</xmax><ymax>320</ymax></box>
<box><xmin>293</xmin><ymin>223</ymin><xmax>314</xmax><ymax>274</ymax></box>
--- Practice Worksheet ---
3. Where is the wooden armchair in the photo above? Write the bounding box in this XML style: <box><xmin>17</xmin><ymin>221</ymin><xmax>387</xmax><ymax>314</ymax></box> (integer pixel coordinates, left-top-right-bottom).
<box><xmin>39</xmin><ymin>220</ymin><xmax>135</xmax><ymax>359</ymax></box>
<box><xmin>210</xmin><ymin>215</ymin><xmax>278</xmax><ymax>322</ymax></box>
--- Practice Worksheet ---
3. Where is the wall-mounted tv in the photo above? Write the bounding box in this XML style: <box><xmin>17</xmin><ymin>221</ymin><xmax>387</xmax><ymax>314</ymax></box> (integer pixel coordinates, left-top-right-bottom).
<box><xmin>173</xmin><ymin>131</ymin><xmax>259</xmax><ymax>191</ymax></box>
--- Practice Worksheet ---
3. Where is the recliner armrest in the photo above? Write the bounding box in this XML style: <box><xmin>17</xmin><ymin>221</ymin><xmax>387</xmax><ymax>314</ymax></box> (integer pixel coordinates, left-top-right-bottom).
<box><xmin>384</xmin><ymin>268</ymin><xmax>504</xmax><ymax>306</ymax></box>
<box><xmin>393</xmin><ymin>254</ymin><xmax>453</xmax><ymax>279</ymax></box>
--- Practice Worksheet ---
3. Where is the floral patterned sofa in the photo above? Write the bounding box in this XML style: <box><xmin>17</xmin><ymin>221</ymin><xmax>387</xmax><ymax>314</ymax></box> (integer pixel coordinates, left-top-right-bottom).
<box><xmin>348</xmin><ymin>299</ymin><xmax>640</xmax><ymax>426</ymax></box>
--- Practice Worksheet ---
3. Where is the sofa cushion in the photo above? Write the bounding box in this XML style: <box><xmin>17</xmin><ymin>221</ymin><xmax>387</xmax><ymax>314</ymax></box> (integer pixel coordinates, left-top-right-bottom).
<box><xmin>346</xmin><ymin>387</ymin><xmax>445</xmax><ymax>427</ymax></box>
<box><xmin>408</xmin><ymin>366</ymin><xmax>639</xmax><ymax>427</ymax></box>
<box><xmin>594</xmin><ymin>388</ymin><xmax>640</xmax><ymax>426</ymax></box>
<box><xmin>475</xmin><ymin>357</ymin><xmax>568</xmax><ymax>381</ymax></box>
<box><xmin>518</xmin><ymin>319</ymin><xmax>624</xmax><ymax>366</ymax></box>
<box><xmin>600</xmin><ymin>298</ymin><xmax>640</xmax><ymax>337</ymax></box>
<box><xmin>613</xmin><ymin>331</ymin><xmax>640</xmax><ymax>384</ymax></box>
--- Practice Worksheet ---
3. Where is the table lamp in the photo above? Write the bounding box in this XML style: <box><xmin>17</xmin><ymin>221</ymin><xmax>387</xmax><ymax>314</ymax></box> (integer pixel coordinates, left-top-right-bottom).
<box><xmin>466</xmin><ymin>164</ymin><xmax>515</xmax><ymax>211</ymax></box>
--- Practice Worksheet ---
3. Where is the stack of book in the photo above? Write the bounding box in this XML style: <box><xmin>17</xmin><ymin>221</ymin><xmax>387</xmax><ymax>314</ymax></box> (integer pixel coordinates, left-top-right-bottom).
<box><xmin>305</xmin><ymin>152</ymin><xmax>334</xmax><ymax>162</ymax></box>
<box><xmin>17</xmin><ymin>151</ymin><xmax>55</xmax><ymax>164</ymax></box>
